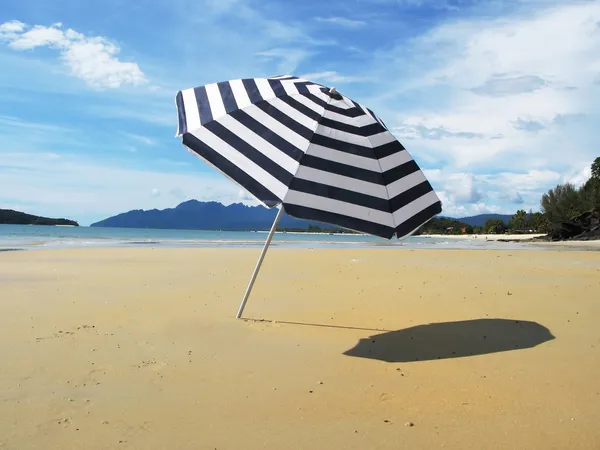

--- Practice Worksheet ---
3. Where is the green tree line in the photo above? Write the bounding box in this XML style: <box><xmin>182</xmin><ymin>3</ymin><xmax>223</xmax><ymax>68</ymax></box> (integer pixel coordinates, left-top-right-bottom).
<box><xmin>0</xmin><ymin>209</ymin><xmax>79</xmax><ymax>226</ymax></box>
<box><xmin>540</xmin><ymin>157</ymin><xmax>600</xmax><ymax>225</ymax></box>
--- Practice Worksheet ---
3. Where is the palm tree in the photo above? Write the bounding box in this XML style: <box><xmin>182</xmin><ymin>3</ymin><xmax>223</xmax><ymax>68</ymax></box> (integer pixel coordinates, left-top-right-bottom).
<box><xmin>510</xmin><ymin>209</ymin><xmax>528</xmax><ymax>230</ymax></box>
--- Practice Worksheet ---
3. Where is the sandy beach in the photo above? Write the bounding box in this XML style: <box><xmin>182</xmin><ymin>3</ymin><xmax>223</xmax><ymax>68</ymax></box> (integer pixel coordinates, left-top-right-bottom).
<box><xmin>1</xmin><ymin>247</ymin><xmax>600</xmax><ymax>449</ymax></box>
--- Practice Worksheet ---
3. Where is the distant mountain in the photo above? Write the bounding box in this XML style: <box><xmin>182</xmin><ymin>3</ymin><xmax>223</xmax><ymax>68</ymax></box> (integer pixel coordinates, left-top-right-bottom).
<box><xmin>448</xmin><ymin>214</ymin><xmax>513</xmax><ymax>227</ymax></box>
<box><xmin>90</xmin><ymin>200</ymin><xmax>330</xmax><ymax>231</ymax></box>
<box><xmin>90</xmin><ymin>201</ymin><xmax>514</xmax><ymax>232</ymax></box>
<box><xmin>0</xmin><ymin>209</ymin><xmax>79</xmax><ymax>226</ymax></box>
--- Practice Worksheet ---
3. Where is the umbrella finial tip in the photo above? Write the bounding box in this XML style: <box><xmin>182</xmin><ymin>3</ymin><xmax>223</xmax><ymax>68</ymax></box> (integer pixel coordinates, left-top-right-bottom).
<box><xmin>328</xmin><ymin>86</ymin><xmax>342</xmax><ymax>100</ymax></box>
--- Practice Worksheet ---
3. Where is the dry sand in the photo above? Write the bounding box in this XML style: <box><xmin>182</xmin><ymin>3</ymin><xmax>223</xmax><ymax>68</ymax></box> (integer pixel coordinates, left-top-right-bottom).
<box><xmin>1</xmin><ymin>247</ymin><xmax>600</xmax><ymax>450</ymax></box>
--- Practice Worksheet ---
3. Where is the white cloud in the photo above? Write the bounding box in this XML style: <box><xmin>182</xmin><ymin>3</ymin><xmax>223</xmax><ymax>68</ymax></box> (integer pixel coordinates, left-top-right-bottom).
<box><xmin>564</xmin><ymin>165</ymin><xmax>593</xmax><ymax>187</ymax></box>
<box><xmin>445</xmin><ymin>173</ymin><xmax>485</xmax><ymax>203</ymax></box>
<box><xmin>482</xmin><ymin>170</ymin><xmax>562</xmax><ymax>191</ymax></box>
<box><xmin>0</xmin><ymin>20</ymin><xmax>26</xmax><ymax>33</ymax></box>
<box><xmin>425</xmin><ymin>167</ymin><xmax>567</xmax><ymax>215</ymax></box>
<box><xmin>406</xmin><ymin>3</ymin><xmax>600</xmax><ymax>92</ymax></box>
<box><xmin>169</xmin><ymin>188</ymin><xmax>187</xmax><ymax>200</ymax></box>
<box><xmin>237</xmin><ymin>188</ymin><xmax>256</xmax><ymax>202</ymax></box>
<box><xmin>0</xmin><ymin>21</ymin><xmax>146</xmax><ymax>88</ymax></box>
<box><xmin>315</xmin><ymin>17</ymin><xmax>367</xmax><ymax>28</ymax></box>
<box><xmin>435</xmin><ymin>191</ymin><xmax>510</xmax><ymax>218</ymax></box>
<box><xmin>2</xmin><ymin>2</ymin><xmax>598</xmax><ymax>222</ymax></box>
<box><xmin>425</xmin><ymin>170</ymin><xmax>485</xmax><ymax>204</ymax></box>
<box><xmin>151</xmin><ymin>188</ymin><xmax>161</xmax><ymax>197</ymax></box>
<box><xmin>363</xmin><ymin>0</ymin><xmax>600</xmax><ymax>219</ymax></box>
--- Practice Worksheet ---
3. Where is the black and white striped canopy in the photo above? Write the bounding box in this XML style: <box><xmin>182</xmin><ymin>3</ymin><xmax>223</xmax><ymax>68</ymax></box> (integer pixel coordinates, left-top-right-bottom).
<box><xmin>175</xmin><ymin>75</ymin><xmax>442</xmax><ymax>239</ymax></box>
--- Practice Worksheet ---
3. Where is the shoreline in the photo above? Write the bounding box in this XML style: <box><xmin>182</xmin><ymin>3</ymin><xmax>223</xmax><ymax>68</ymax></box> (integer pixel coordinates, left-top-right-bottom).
<box><xmin>424</xmin><ymin>233</ymin><xmax>600</xmax><ymax>248</ymax></box>
<box><xmin>423</xmin><ymin>233</ymin><xmax>545</xmax><ymax>240</ymax></box>
<box><xmin>2</xmin><ymin>224</ymin><xmax>599</xmax><ymax>251</ymax></box>
<box><xmin>2</xmin><ymin>239</ymin><xmax>599</xmax><ymax>251</ymax></box>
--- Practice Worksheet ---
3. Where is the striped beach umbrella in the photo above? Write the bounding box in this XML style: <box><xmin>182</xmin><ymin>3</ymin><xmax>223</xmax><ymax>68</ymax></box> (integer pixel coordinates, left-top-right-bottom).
<box><xmin>174</xmin><ymin>75</ymin><xmax>442</xmax><ymax>318</ymax></box>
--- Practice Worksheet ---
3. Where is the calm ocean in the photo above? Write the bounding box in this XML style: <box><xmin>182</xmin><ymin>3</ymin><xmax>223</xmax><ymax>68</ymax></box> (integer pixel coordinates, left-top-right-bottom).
<box><xmin>0</xmin><ymin>224</ymin><xmax>542</xmax><ymax>251</ymax></box>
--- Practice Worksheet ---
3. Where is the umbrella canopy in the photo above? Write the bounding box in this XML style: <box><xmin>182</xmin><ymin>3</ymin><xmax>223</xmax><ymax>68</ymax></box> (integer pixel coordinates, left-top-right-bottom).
<box><xmin>175</xmin><ymin>75</ymin><xmax>442</xmax><ymax>239</ymax></box>
<box><xmin>174</xmin><ymin>75</ymin><xmax>443</xmax><ymax>318</ymax></box>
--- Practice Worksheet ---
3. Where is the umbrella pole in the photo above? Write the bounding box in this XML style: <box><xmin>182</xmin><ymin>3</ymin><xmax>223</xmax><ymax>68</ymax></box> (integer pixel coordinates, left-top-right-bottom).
<box><xmin>236</xmin><ymin>206</ymin><xmax>284</xmax><ymax>319</ymax></box>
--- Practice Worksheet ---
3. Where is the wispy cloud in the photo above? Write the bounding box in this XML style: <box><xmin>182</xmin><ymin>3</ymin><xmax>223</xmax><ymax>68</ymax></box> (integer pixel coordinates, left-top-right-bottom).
<box><xmin>86</xmin><ymin>104</ymin><xmax>174</xmax><ymax>127</ymax></box>
<box><xmin>394</xmin><ymin>123</ymin><xmax>488</xmax><ymax>140</ymax></box>
<box><xmin>2</xmin><ymin>0</ymin><xmax>599</xmax><ymax>221</ymax></box>
<box><xmin>0</xmin><ymin>115</ymin><xmax>74</xmax><ymax>133</ymax></box>
<box><xmin>300</xmin><ymin>70</ymin><xmax>369</xmax><ymax>84</ymax></box>
<box><xmin>0</xmin><ymin>152</ymin><xmax>258</xmax><ymax>225</ymax></box>
<box><xmin>255</xmin><ymin>48</ymin><xmax>312</xmax><ymax>74</ymax></box>
<box><xmin>156</xmin><ymin>158</ymin><xmax>191</xmax><ymax>167</ymax></box>
<box><xmin>0</xmin><ymin>20</ymin><xmax>146</xmax><ymax>88</ymax></box>
<box><xmin>0</xmin><ymin>114</ymin><xmax>84</xmax><ymax>151</ymax></box>
<box><xmin>371</xmin><ymin>1</ymin><xmax>600</xmax><ymax>178</ymax></box>
<box><xmin>122</xmin><ymin>132</ymin><xmax>156</xmax><ymax>146</ymax></box>
<box><xmin>511</xmin><ymin>192</ymin><xmax>525</xmax><ymax>204</ymax></box>
<box><xmin>471</xmin><ymin>75</ymin><xmax>548</xmax><ymax>97</ymax></box>
<box><xmin>315</xmin><ymin>17</ymin><xmax>367</xmax><ymax>28</ymax></box>
<box><xmin>512</xmin><ymin>118</ymin><xmax>546</xmax><ymax>132</ymax></box>
<box><xmin>552</xmin><ymin>113</ymin><xmax>586</xmax><ymax>126</ymax></box>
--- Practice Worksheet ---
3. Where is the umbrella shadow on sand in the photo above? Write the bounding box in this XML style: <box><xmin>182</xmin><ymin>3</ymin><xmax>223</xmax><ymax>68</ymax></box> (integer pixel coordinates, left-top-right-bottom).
<box><xmin>343</xmin><ymin>319</ymin><xmax>555</xmax><ymax>363</ymax></box>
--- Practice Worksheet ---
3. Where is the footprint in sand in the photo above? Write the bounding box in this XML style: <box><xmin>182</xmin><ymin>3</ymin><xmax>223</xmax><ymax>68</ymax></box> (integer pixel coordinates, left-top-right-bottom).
<box><xmin>35</xmin><ymin>324</ymin><xmax>96</xmax><ymax>342</ymax></box>
<box><xmin>133</xmin><ymin>358</ymin><xmax>168</xmax><ymax>371</ymax></box>
<box><xmin>70</xmin><ymin>369</ymin><xmax>103</xmax><ymax>388</ymax></box>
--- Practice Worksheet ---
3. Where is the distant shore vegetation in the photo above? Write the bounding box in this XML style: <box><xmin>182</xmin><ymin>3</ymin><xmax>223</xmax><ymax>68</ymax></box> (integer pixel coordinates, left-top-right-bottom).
<box><xmin>417</xmin><ymin>157</ymin><xmax>599</xmax><ymax>237</ymax></box>
<box><xmin>0</xmin><ymin>209</ymin><xmax>79</xmax><ymax>226</ymax></box>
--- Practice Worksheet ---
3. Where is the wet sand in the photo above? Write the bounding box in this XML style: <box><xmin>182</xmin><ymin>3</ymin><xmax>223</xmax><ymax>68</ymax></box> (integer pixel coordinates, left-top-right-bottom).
<box><xmin>1</xmin><ymin>248</ymin><xmax>600</xmax><ymax>449</ymax></box>
<box><xmin>425</xmin><ymin>234</ymin><xmax>600</xmax><ymax>247</ymax></box>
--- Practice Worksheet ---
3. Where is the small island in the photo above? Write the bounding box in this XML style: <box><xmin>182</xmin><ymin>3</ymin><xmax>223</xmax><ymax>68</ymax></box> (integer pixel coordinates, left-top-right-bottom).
<box><xmin>0</xmin><ymin>209</ymin><xmax>79</xmax><ymax>226</ymax></box>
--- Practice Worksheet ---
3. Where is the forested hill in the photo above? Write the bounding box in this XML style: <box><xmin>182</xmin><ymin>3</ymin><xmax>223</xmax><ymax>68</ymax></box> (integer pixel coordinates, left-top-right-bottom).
<box><xmin>0</xmin><ymin>209</ymin><xmax>79</xmax><ymax>226</ymax></box>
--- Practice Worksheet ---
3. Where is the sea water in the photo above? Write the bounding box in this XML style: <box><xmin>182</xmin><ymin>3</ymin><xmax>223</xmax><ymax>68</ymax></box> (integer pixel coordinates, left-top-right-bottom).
<box><xmin>0</xmin><ymin>224</ymin><xmax>545</xmax><ymax>251</ymax></box>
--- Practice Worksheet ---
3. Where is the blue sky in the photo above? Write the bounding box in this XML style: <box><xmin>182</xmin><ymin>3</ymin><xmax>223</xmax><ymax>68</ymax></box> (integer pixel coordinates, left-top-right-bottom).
<box><xmin>1</xmin><ymin>0</ymin><xmax>599</xmax><ymax>225</ymax></box>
